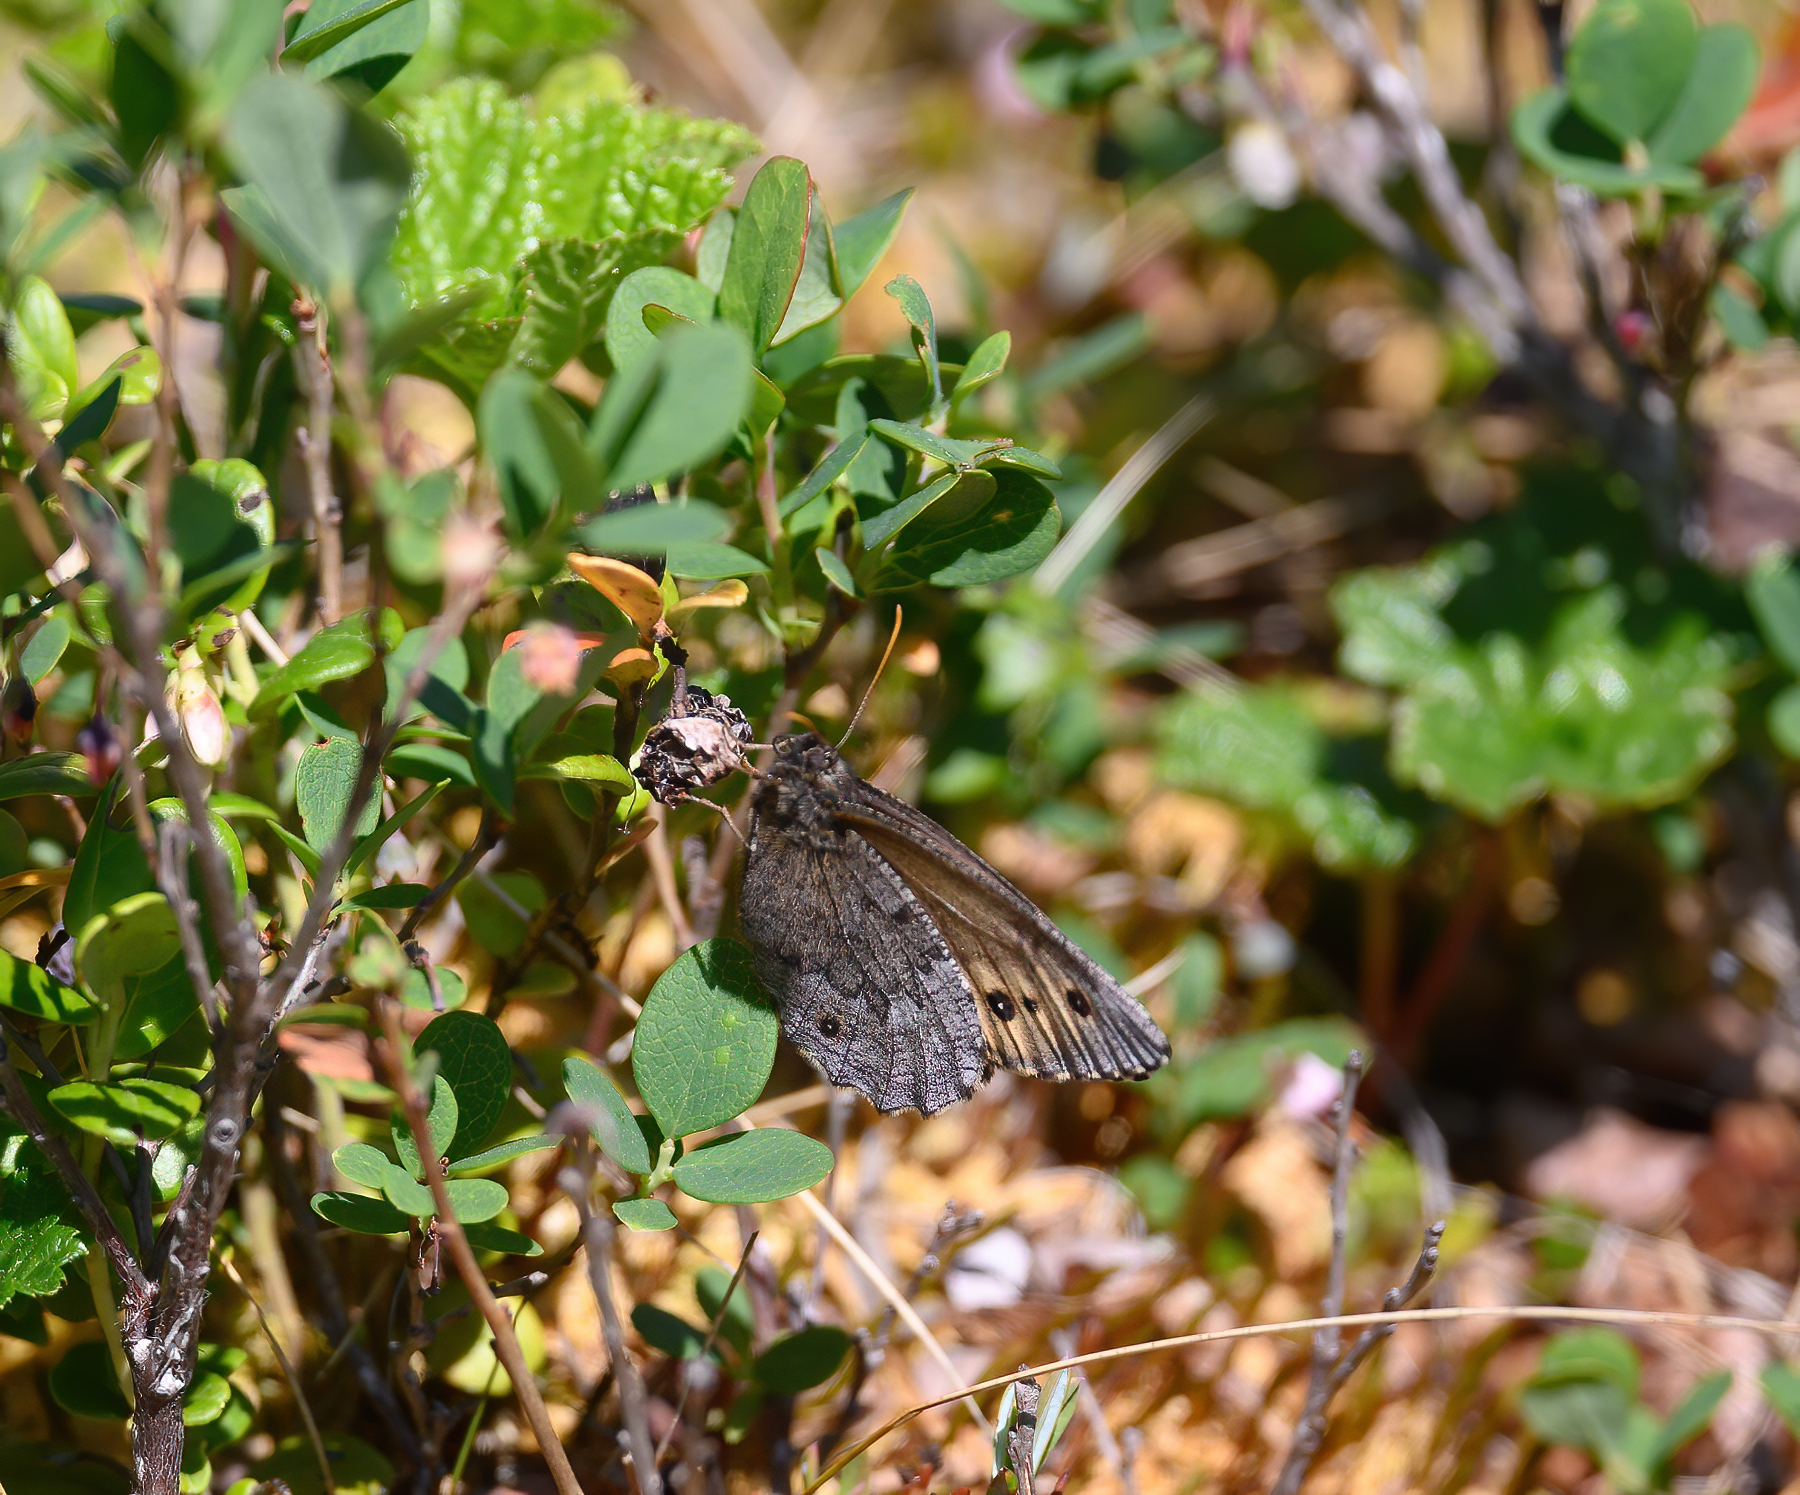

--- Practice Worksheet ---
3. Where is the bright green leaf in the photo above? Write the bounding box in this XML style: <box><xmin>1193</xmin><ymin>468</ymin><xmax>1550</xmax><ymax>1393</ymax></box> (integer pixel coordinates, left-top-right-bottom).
<box><xmin>633</xmin><ymin>939</ymin><xmax>778</xmax><ymax>1137</ymax></box>
<box><xmin>672</xmin><ymin>1128</ymin><xmax>833</xmax><ymax>1204</ymax></box>
<box><xmin>48</xmin><ymin>1077</ymin><xmax>201</xmax><ymax>1146</ymax></box>
<box><xmin>564</xmin><ymin>1054</ymin><xmax>652</xmax><ymax>1175</ymax></box>
<box><xmin>295</xmin><ymin>736</ymin><xmax>381</xmax><ymax>854</ymax></box>
<box><xmin>717</xmin><ymin>157</ymin><xmax>811</xmax><ymax>354</ymax></box>
<box><xmin>614</xmin><ymin>1197</ymin><xmax>678</xmax><ymax>1231</ymax></box>
<box><xmin>416</xmin><ymin>1009</ymin><xmax>513</xmax><ymax>1160</ymax></box>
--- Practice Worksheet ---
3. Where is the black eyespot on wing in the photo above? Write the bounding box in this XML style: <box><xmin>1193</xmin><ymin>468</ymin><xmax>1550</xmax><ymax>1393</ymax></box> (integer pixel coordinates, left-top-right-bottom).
<box><xmin>1067</xmin><ymin>988</ymin><xmax>1092</xmax><ymax>1017</ymax></box>
<box><xmin>818</xmin><ymin>1013</ymin><xmax>842</xmax><ymax>1038</ymax></box>
<box><xmin>1022</xmin><ymin>995</ymin><xmax>1038</xmax><ymax>1014</ymax></box>
<box><xmin>986</xmin><ymin>990</ymin><xmax>1016</xmax><ymax>1021</ymax></box>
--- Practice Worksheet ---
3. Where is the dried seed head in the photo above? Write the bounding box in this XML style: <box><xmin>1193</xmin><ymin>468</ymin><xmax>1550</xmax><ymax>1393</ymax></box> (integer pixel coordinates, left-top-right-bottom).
<box><xmin>635</xmin><ymin>688</ymin><xmax>753</xmax><ymax>804</ymax></box>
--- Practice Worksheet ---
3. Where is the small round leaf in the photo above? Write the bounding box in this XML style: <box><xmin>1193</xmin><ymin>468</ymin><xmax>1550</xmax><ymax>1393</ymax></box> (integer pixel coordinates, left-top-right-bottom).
<box><xmin>671</xmin><ymin>1128</ymin><xmax>833</xmax><ymax>1204</ymax></box>
<box><xmin>633</xmin><ymin>939</ymin><xmax>777</xmax><ymax>1137</ymax></box>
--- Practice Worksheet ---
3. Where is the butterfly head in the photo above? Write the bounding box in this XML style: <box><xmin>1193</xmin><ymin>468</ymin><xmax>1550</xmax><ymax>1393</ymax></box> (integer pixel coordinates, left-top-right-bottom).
<box><xmin>751</xmin><ymin>732</ymin><xmax>860</xmax><ymax>846</ymax></box>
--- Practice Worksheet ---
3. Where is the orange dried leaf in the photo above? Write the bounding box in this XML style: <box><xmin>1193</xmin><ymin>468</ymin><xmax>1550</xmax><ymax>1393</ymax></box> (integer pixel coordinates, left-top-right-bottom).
<box><xmin>666</xmin><ymin>578</ymin><xmax>750</xmax><ymax>626</ymax></box>
<box><xmin>605</xmin><ymin>648</ymin><xmax>660</xmax><ymax>690</ymax></box>
<box><xmin>569</xmin><ymin>554</ymin><xmax>665</xmax><ymax>639</ymax></box>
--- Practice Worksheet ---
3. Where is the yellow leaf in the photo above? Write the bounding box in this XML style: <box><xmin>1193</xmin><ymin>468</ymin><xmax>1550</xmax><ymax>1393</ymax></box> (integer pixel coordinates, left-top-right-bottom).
<box><xmin>569</xmin><ymin>554</ymin><xmax>664</xmax><ymax>640</ymax></box>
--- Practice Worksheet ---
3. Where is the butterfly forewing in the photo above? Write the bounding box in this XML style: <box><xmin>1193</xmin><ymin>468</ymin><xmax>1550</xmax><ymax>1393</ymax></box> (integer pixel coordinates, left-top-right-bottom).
<box><xmin>738</xmin><ymin>809</ymin><xmax>988</xmax><ymax>1115</ymax></box>
<box><xmin>840</xmin><ymin>798</ymin><xmax>1171</xmax><ymax>1084</ymax></box>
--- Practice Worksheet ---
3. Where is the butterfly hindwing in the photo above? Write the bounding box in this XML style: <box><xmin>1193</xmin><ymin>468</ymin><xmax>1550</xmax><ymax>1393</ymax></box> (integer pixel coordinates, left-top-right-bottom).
<box><xmin>841</xmin><ymin>796</ymin><xmax>1171</xmax><ymax>1085</ymax></box>
<box><xmin>738</xmin><ymin>812</ymin><xmax>987</xmax><ymax>1115</ymax></box>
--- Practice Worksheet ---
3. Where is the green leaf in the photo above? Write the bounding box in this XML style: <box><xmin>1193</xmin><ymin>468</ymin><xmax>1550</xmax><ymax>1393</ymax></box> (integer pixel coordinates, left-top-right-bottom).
<box><xmin>885</xmin><ymin>274</ymin><xmax>941</xmax><ymax>408</ymax></box>
<box><xmin>0</xmin><ymin>1143</ymin><xmax>85</xmax><ymax>1308</ymax></box>
<box><xmin>0</xmin><ymin>753</ymin><xmax>92</xmax><ymax>801</ymax></box>
<box><xmin>388</xmin><ymin>742</ymin><xmax>476</xmax><ymax>785</ymax></box>
<box><xmin>0</xmin><ymin>945</ymin><xmax>96</xmax><ymax>1023</ymax></box>
<box><xmin>754</xmin><ymin>1325</ymin><xmax>852</xmax><ymax>1394</ymax></box>
<box><xmin>385</xmin><ymin>1168</ymin><xmax>509</xmax><ymax>1222</ymax></box>
<box><xmin>772</xmin><ymin>188</ymin><xmax>841</xmax><ymax>346</ymax></box>
<box><xmin>250</xmin><ymin>610</ymin><xmax>401</xmax><ymax>718</ymax></box>
<box><xmin>1159</xmin><ymin>1017</ymin><xmax>1359</xmax><ymax>1129</ymax></box>
<box><xmin>463</xmin><ymin>1220</ymin><xmax>544</xmax><ymax>1256</ymax></box>
<box><xmin>269</xmin><ymin>821</ymin><xmax>323</xmax><ymax>880</ymax></box>
<box><xmin>633</xmin><ymin>939</ymin><xmax>779</xmax><ymax>1137</ymax></box>
<box><xmin>391</xmin><ymin>1073</ymin><xmax>459</xmax><ymax>1176</ymax></box>
<box><xmin>717</xmin><ymin>157</ymin><xmax>812</xmax><ymax>355</ymax></box>
<box><xmin>416</xmin><ymin>1009</ymin><xmax>513</xmax><ymax>1160</ymax></box>
<box><xmin>672</xmin><ymin>1128</ymin><xmax>833</xmax><ymax>1204</ymax></box>
<box><xmin>20</xmin><ymin>618</ymin><xmax>70</xmax><ymax>685</ymax></box>
<box><xmin>1510</xmin><ymin>88</ymin><xmax>1705</xmax><ymax>197</ymax></box>
<box><xmin>951</xmin><ymin>330</ymin><xmax>1011</xmax><ymax>403</ymax></box>
<box><xmin>481</xmin><ymin>368</ymin><xmax>595</xmax><ymax>539</ymax></box>
<box><xmin>400</xmin><ymin>964</ymin><xmax>467</xmax><ymax>1011</ymax></box>
<box><xmin>1537</xmin><ymin>1327</ymin><xmax>1642</xmax><ymax>1395</ymax></box>
<box><xmin>76</xmin><ymin>890</ymin><xmax>183</xmax><ymax>993</ymax></box>
<box><xmin>223</xmin><ymin>72</ymin><xmax>410</xmax><ymax>294</ymax></box>
<box><xmin>588</xmin><ymin>323</ymin><xmax>755</xmax><ymax>492</ymax></box>
<box><xmin>347</xmin><ymin>782</ymin><xmax>443</xmax><ymax>878</ymax></box>
<box><xmin>1567</xmin><ymin>0</ymin><xmax>1697</xmax><ymax>146</ymax></box>
<box><xmin>380</xmin><ymin>1161</ymin><xmax>436</xmax><ymax>1215</ymax></box>
<box><xmin>1761</xmin><ymin>1361</ymin><xmax>1800</xmax><ymax>1437</ymax></box>
<box><xmin>1651</xmin><ymin>1369</ymin><xmax>1730</xmax><ymax>1465</ymax></box>
<box><xmin>391</xmin><ymin>77</ymin><xmax>752</xmax><ymax>308</ymax></box>
<box><xmin>815</xmin><ymin>547</ymin><xmax>857</xmax><ymax>596</ymax></box>
<box><xmin>5</xmin><ymin>276</ymin><xmax>77</xmax><ymax>420</ymax></box>
<box><xmin>564</xmin><ymin>1054</ymin><xmax>652</xmax><ymax>1174</ymax></box>
<box><xmin>49</xmin><ymin>1341</ymin><xmax>131</xmax><ymax>1420</ymax></box>
<box><xmin>1333</xmin><ymin>539</ymin><xmax>1735</xmax><ymax>820</ymax></box>
<box><xmin>1646</xmin><ymin>24</ymin><xmax>1759</xmax><ymax>164</ymax></box>
<box><xmin>182</xmin><ymin>1372</ymin><xmax>232</xmax><ymax>1428</ymax></box>
<box><xmin>779</xmin><ymin>430</ymin><xmax>869</xmax><ymax>518</ymax></box>
<box><xmin>295</xmin><ymin>0</ymin><xmax>429</xmax><ymax>93</ymax></box>
<box><xmin>874</xmin><ymin>470</ymin><xmax>1062</xmax><ymax>592</ymax></box>
<box><xmin>447</xmin><ymin>1134</ymin><xmax>557</xmax><ymax>1175</ymax></box>
<box><xmin>632</xmin><ymin>1302</ymin><xmax>709</xmax><ymax>1359</ymax></box>
<box><xmin>521</xmin><ymin>754</ymin><xmax>636</xmax><ymax>790</ymax></box>
<box><xmin>1747</xmin><ymin>549</ymin><xmax>1800</xmax><ymax>673</ymax></box>
<box><xmin>614</xmin><ymin>1197</ymin><xmax>678</xmax><ymax>1231</ymax></box>
<box><xmin>605</xmin><ymin>266</ymin><xmax>718</xmax><ymax>375</ymax></box>
<box><xmin>859</xmin><ymin>470</ymin><xmax>967</xmax><ymax>551</ymax></box>
<box><xmin>311</xmin><ymin>1189</ymin><xmax>411</xmax><ymax>1235</ymax></box>
<box><xmin>457</xmin><ymin>869</ymin><xmax>545</xmax><ymax>957</ymax></box>
<box><xmin>579</xmin><ymin>500</ymin><xmax>732</xmax><ymax>555</ymax></box>
<box><xmin>664</xmin><ymin>542</ymin><xmax>771</xmax><ymax>579</ymax></box>
<box><xmin>48</xmin><ymin>1077</ymin><xmax>201</xmax><ymax>1145</ymax></box>
<box><xmin>295</xmin><ymin>736</ymin><xmax>381</xmax><ymax>854</ymax></box>
<box><xmin>832</xmin><ymin>188</ymin><xmax>911</xmax><ymax>299</ymax></box>
<box><xmin>332</xmin><ymin>1141</ymin><xmax>394</xmax><ymax>1190</ymax></box>
<box><xmin>511</xmin><ymin>232</ymin><xmax>675</xmax><ymax>378</ymax></box>
<box><xmin>339</xmin><ymin>882</ymin><xmax>432</xmax><ymax>912</ymax></box>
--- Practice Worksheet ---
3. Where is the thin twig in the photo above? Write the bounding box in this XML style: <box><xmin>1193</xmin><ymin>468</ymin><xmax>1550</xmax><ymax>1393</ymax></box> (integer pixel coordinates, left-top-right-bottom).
<box><xmin>654</xmin><ymin>1229</ymin><xmax>760</xmax><ymax>1465</ymax></box>
<box><xmin>379</xmin><ymin>1003</ymin><xmax>584</xmax><ymax>1495</ymax></box>
<box><xmin>1270</xmin><ymin>1050</ymin><xmax>1365</xmax><ymax>1495</ymax></box>
<box><xmin>295</xmin><ymin>299</ymin><xmax>342</xmax><ymax>624</ymax></box>
<box><xmin>563</xmin><ymin>1163</ymin><xmax>664</xmax><ymax>1495</ymax></box>
<box><xmin>220</xmin><ymin>1253</ymin><xmax>336</xmax><ymax>1495</ymax></box>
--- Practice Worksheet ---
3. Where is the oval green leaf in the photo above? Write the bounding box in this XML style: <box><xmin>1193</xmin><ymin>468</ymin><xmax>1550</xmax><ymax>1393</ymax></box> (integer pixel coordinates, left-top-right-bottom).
<box><xmin>416</xmin><ymin>1009</ymin><xmax>513</xmax><ymax>1161</ymax></box>
<box><xmin>48</xmin><ymin>1077</ymin><xmax>202</xmax><ymax>1145</ymax></box>
<box><xmin>311</xmin><ymin>1189</ymin><xmax>411</xmax><ymax>1235</ymax></box>
<box><xmin>671</xmin><ymin>1128</ymin><xmax>833</xmax><ymax>1204</ymax></box>
<box><xmin>0</xmin><ymin>945</ymin><xmax>96</xmax><ymax>1022</ymax></box>
<box><xmin>614</xmin><ymin>1197</ymin><xmax>679</xmax><ymax>1232</ymax></box>
<box><xmin>754</xmin><ymin>1325</ymin><xmax>852</xmax><ymax>1394</ymax></box>
<box><xmin>633</xmin><ymin>939</ymin><xmax>778</xmax><ymax>1137</ymax></box>
<box><xmin>564</xmin><ymin>1053</ymin><xmax>653</xmax><ymax>1175</ymax></box>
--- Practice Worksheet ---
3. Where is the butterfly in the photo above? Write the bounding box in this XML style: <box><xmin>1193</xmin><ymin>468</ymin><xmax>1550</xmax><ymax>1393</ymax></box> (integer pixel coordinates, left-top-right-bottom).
<box><xmin>736</xmin><ymin>731</ymin><xmax>1170</xmax><ymax>1115</ymax></box>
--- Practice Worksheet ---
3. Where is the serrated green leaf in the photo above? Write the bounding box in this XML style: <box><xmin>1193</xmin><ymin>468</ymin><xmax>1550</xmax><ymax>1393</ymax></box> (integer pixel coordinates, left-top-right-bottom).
<box><xmin>672</xmin><ymin>1128</ymin><xmax>833</xmax><ymax>1204</ymax></box>
<box><xmin>416</xmin><ymin>1010</ymin><xmax>512</xmax><ymax>1160</ymax></box>
<box><xmin>0</xmin><ymin>1143</ymin><xmax>85</xmax><ymax>1308</ymax></box>
<box><xmin>614</xmin><ymin>1197</ymin><xmax>678</xmax><ymax>1231</ymax></box>
<box><xmin>564</xmin><ymin>1053</ymin><xmax>652</xmax><ymax>1174</ymax></box>
<box><xmin>633</xmin><ymin>939</ymin><xmax>778</xmax><ymax>1137</ymax></box>
<box><xmin>512</xmin><ymin>232</ymin><xmax>676</xmax><ymax>376</ymax></box>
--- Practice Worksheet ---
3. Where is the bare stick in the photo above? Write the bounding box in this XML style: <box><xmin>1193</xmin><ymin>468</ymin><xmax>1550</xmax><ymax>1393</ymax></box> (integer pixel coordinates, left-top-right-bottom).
<box><xmin>379</xmin><ymin>1004</ymin><xmax>584</xmax><ymax>1495</ymax></box>
<box><xmin>295</xmin><ymin>299</ymin><xmax>342</xmax><ymax>624</ymax></box>
<box><xmin>563</xmin><ymin>1164</ymin><xmax>663</xmax><ymax>1495</ymax></box>
<box><xmin>654</xmin><ymin>1229</ymin><xmax>760</xmax><ymax>1464</ymax></box>
<box><xmin>220</xmin><ymin>1252</ymin><xmax>336</xmax><ymax>1495</ymax></box>
<box><xmin>1270</xmin><ymin>1050</ymin><xmax>1364</xmax><ymax>1495</ymax></box>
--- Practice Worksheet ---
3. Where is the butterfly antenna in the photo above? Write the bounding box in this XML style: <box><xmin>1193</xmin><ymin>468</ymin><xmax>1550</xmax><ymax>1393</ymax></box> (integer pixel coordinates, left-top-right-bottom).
<box><xmin>837</xmin><ymin>608</ymin><xmax>904</xmax><ymax>750</ymax></box>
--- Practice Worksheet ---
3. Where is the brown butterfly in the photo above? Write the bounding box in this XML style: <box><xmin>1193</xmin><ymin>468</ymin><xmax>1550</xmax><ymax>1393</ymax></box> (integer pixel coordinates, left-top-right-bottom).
<box><xmin>736</xmin><ymin>732</ymin><xmax>1170</xmax><ymax>1115</ymax></box>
